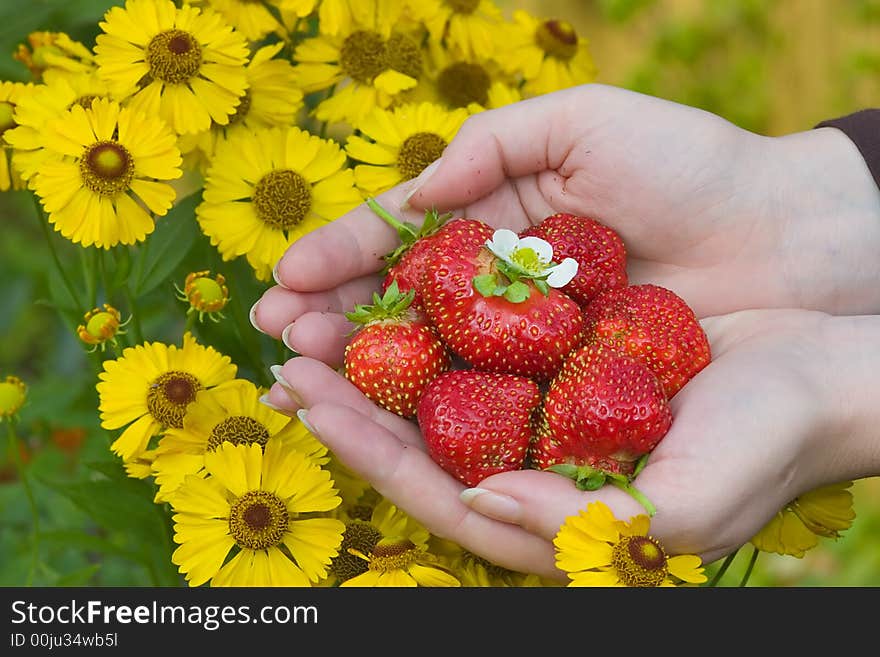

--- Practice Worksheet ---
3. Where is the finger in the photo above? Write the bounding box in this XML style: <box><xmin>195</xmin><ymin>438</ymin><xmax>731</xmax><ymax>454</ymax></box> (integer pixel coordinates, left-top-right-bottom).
<box><xmin>252</xmin><ymin>275</ymin><xmax>381</xmax><ymax>338</ymax></box>
<box><xmin>304</xmin><ymin>402</ymin><xmax>562</xmax><ymax>579</ymax></box>
<box><xmin>272</xmin><ymin>182</ymin><xmax>431</xmax><ymax>293</ymax></box>
<box><xmin>272</xmin><ymin>356</ymin><xmax>424</xmax><ymax>448</ymax></box>
<box><xmin>281</xmin><ymin>312</ymin><xmax>353</xmax><ymax>368</ymax></box>
<box><xmin>470</xmin><ymin>469</ymin><xmax>647</xmax><ymax>542</ymax></box>
<box><xmin>408</xmin><ymin>88</ymin><xmax>589</xmax><ymax>212</ymax></box>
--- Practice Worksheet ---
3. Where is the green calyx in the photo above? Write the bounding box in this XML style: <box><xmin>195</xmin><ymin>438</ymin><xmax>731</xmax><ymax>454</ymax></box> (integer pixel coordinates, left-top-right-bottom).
<box><xmin>546</xmin><ymin>454</ymin><xmax>656</xmax><ymax>516</ymax></box>
<box><xmin>344</xmin><ymin>279</ymin><xmax>416</xmax><ymax>326</ymax></box>
<box><xmin>365</xmin><ymin>197</ymin><xmax>451</xmax><ymax>272</ymax></box>
<box><xmin>472</xmin><ymin>260</ymin><xmax>551</xmax><ymax>304</ymax></box>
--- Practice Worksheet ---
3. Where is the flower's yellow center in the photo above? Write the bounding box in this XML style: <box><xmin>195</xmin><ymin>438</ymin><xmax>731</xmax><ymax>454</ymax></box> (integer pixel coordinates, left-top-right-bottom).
<box><xmin>437</xmin><ymin>61</ymin><xmax>490</xmax><ymax>108</ymax></box>
<box><xmin>340</xmin><ymin>30</ymin><xmax>387</xmax><ymax>84</ymax></box>
<box><xmin>252</xmin><ymin>169</ymin><xmax>312</xmax><ymax>230</ymax></box>
<box><xmin>228</xmin><ymin>89</ymin><xmax>252</xmax><ymax>125</ymax></box>
<box><xmin>398</xmin><ymin>132</ymin><xmax>447</xmax><ymax>181</ymax></box>
<box><xmin>80</xmin><ymin>141</ymin><xmax>135</xmax><ymax>197</ymax></box>
<box><xmin>0</xmin><ymin>376</ymin><xmax>27</xmax><ymax>417</ymax></box>
<box><xmin>535</xmin><ymin>20</ymin><xmax>579</xmax><ymax>60</ymax></box>
<box><xmin>510</xmin><ymin>246</ymin><xmax>547</xmax><ymax>274</ymax></box>
<box><xmin>366</xmin><ymin>537</ymin><xmax>419</xmax><ymax>573</ymax></box>
<box><xmin>0</xmin><ymin>101</ymin><xmax>16</xmax><ymax>137</ymax></box>
<box><xmin>146</xmin><ymin>371</ymin><xmax>202</xmax><ymax>429</ymax></box>
<box><xmin>71</xmin><ymin>94</ymin><xmax>102</xmax><ymax>110</ymax></box>
<box><xmin>85</xmin><ymin>310</ymin><xmax>120</xmax><ymax>340</ymax></box>
<box><xmin>385</xmin><ymin>33</ymin><xmax>423</xmax><ymax>80</ymax></box>
<box><xmin>331</xmin><ymin>520</ymin><xmax>384</xmax><ymax>582</ymax></box>
<box><xmin>339</xmin><ymin>30</ymin><xmax>422</xmax><ymax>84</ymax></box>
<box><xmin>146</xmin><ymin>29</ymin><xmax>203</xmax><ymax>84</ymax></box>
<box><xmin>446</xmin><ymin>0</ymin><xmax>480</xmax><ymax>15</ymax></box>
<box><xmin>611</xmin><ymin>535</ymin><xmax>669</xmax><ymax>587</ymax></box>
<box><xmin>185</xmin><ymin>273</ymin><xmax>229</xmax><ymax>313</ymax></box>
<box><xmin>206</xmin><ymin>415</ymin><xmax>270</xmax><ymax>451</ymax></box>
<box><xmin>229</xmin><ymin>490</ymin><xmax>290</xmax><ymax>550</ymax></box>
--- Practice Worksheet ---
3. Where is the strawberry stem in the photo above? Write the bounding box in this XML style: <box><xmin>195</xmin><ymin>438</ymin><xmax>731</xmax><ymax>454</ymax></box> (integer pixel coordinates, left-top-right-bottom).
<box><xmin>367</xmin><ymin>197</ymin><xmax>418</xmax><ymax>242</ymax></box>
<box><xmin>608</xmin><ymin>477</ymin><xmax>657</xmax><ymax>517</ymax></box>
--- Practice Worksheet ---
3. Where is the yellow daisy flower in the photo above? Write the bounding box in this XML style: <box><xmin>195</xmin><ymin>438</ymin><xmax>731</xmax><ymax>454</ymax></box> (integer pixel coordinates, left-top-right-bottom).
<box><xmin>409</xmin><ymin>0</ymin><xmax>503</xmax><ymax>60</ymax></box>
<box><xmin>499</xmin><ymin>10</ymin><xmax>597</xmax><ymax>98</ymax></box>
<box><xmin>170</xmin><ymin>440</ymin><xmax>344</xmax><ymax>587</ymax></box>
<box><xmin>273</xmin><ymin>0</ymin><xmax>319</xmax><ymax>34</ymax></box>
<box><xmin>554</xmin><ymin>500</ymin><xmax>707</xmax><ymax>587</ymax></box>
<box><xmin>94</xmin><ymin>0</ymin><xmax>250</xmax><ymax>135</ymax></box>
<box><xmin>750</xmin><ymin>481</ymin><xmax>856</xmax><ymax>558</ymax></box>
<box><xmin>346</xmin><ymin>101</ymin><xmax>468</xmax><ymax>195</ymax></box>
<box><xmin>430</xmin><ymin>537</ymin><xmax>551</xmax><ymax>587</ymax></box>
<box><xmin>97</xmin><ymin>332</ymin><xmax>238</xmax><ymax>464</ymax></box>
<box><xmin>0</xmin><ymin>81</ymin><xmax>34</xmax><ymax>192</ymax></box>
<box><xmin>6</xmin><ymin>70</ymin><xmax>112</xmax><ymax>185</ymax></box>
<box><xmin>177</xmin><ymin>41</ymin><xmax>303</xmax><ymax>172</ymax></box>
<box><xmin>31</xmin><ymin>98</ymin><xmax>181</xmax><ymax>249</ymax></box>
<box><xmin>13</xmin><ymin>31</ymin><xmax>95</xmax><ymax>80</ymax></box>
<box><xmin>197</xmin><ymin>125</ymin><xmax>362</xmax><ymax>281</ymax></box>
<box><xmin>292</xmin><ymin>5</ymin><xmax>423</xmax><ymax>125</ymax></box>
<box><xmin>337</xmin><ymin>498</ymin><xmax>459</xmax><ymax>587</ymax></box>
<box><xmin>189</xmin><ymin>0</ymin><xmax>284</xmax><ymax>42</ymax></box>
<box><xmin>151</xmin><ymin>378</ymin><xmax>328</xmax><ymax>503</ymax></box>
<box><xmin>0</xmin><ymin>375</ymin><xmax>28</xmax><ymax>420</ymax></box>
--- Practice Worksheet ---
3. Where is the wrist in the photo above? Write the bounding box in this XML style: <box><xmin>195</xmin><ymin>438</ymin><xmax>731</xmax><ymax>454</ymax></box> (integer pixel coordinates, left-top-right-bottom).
<box><xmin>809</xmin><ymin>315</ymin><xmax>880</xmax><ymax>483</ymax></box>
<box><xmin>763</xmin><ymin>127</ymin><xmax>880</xmax><ymax>314</ymax></box>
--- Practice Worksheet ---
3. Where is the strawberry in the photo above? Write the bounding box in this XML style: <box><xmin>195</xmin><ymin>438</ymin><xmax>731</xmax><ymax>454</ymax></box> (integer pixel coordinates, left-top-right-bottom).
<box><xmin>417</xmin><ymin>369</ymin><xmax>542</xmax><ymax>487</ymax></box>
<box><xmin>529</xmin><ymin>342</ymin><xmax>672</xmax><ymax>515</ymax></box>
<box><xmin>367</xmin><ymin>198</ymin><xmax>451</xmax><ymax>313</ymax></box>
<box><xmin>582</xmin><ymin>283</ymin><xmax>711</xmax><ymax>398</ymax></box>
<box><xmin>344</xmin><ymin>280</ymin><xmax>451</xmax><ymax>417</ymax></box>
<box><xmin>520</xmin><ymin>213</ymin><xmax>628</xmax><ymax>307</ymax></box>
<box><xmin>422</xmin><ymin>224</ymin><xmax>584</xmax><ymax>382</ymax></box>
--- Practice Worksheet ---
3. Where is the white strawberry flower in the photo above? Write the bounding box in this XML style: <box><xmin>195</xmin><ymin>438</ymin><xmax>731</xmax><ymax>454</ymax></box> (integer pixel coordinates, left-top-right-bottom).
<box><xmin>485</xmin><ymin>229</ymin><xmax>578</xmax><ymax>288</ymax></box>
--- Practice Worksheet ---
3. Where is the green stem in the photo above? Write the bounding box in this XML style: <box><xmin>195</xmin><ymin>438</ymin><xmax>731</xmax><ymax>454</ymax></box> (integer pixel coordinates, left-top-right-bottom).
<box><xmin>366</xmin><ymin>197</ymin><xmax>418</xmax><ymax>241</ymax></box>
<box><xmin>609</xmin><ymin>478</ymin><xmax>656</xmax><ymax>517</ymax></box>
<box><xmin>7</xmin><ymin>420</ymin><xmax>40</xmax><ymax>586</ymax></box>
<box><xmin>80</xmin><ymin>247</ymin><xmax>98</xmax><ymax>309</ymax></box>
<box><xmin>33</xmin><ymin>195</ymin><xmax>83</xmax><ymax>311</ymax></box>
<box><xmin>707</xmin><ymin>548</ymin><xmax>740</xmax><ymax>587</ymax></box>
<box><xmin>183</xmin><ymin>310</ymin><xmax>198</xmax><ymax>337</ymax></box>
<box><xmin>738</xmin><ymin>546</ymin><xmax>760</xmax><ymax>587</ymax></box>
<box><xmin>121</xmin><ymin>282</ymin><xmax>143</xmax><ymax>345</ymax></box>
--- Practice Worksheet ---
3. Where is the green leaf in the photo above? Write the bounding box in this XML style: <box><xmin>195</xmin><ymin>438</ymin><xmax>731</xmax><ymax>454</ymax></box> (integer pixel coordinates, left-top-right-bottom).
<box><xmin>577</xmin><ymin>471</ymin><xmax>609</xmax><ymax>491</ymax></box>
<box><xmin>473</xmin><ymin>274</ymin><xmax>499</xmax><ymax>297</ymax></box>
<box><xmin>503</xmin><ymin>281</ymin><xmax>531</xmax><ymax>303</ymax></box>
<box><xmin>632</xmin><ymin>453</ymin><xmax>650</xmax><ymax>478</ymax></box>
<box><xmin>54</xmin><ymin>564</ymin><xmax>102</xmax><ymax>587</ymax></box>
<box><xmin>132</xmin><ymin>191</ymin><xmax>202</xmax><ymax>296</ymax></box>
<box><xmin>534</xmin><ymin>279</ymin><xmax>550</xmax><ymax>296</ymax></box>
<box><xmin>546</xmin><ymin>464</ymin><xmax>580</xmax><ymax>479</ymax></box>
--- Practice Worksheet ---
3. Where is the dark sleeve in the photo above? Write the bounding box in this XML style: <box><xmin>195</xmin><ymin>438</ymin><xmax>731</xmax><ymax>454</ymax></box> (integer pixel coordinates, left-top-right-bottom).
<box><xmin>815</xmin><ymin>109</ymin><xmax>880</xmax><ymax>190</ymax></box>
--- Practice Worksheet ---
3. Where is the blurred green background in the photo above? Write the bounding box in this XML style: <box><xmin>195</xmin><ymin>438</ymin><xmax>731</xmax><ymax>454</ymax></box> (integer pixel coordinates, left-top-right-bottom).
<box><xmin>1</xmin><ymin>0</ymin><xmax>879</xmax><ymax>587</ymax></box>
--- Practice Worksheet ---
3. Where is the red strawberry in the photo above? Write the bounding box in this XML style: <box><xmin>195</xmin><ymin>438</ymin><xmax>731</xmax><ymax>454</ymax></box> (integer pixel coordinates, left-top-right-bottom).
<box><xmin>368</xmin><ymin>198</ymin><xmax>451</xmax><ymax>312</ymax></box>
<box><xmin>582</xmin><ymin>283</ymin><xmax>711</xmax><ymax>398</ymax></box>
<box><xmin>344</xmin><ymin>281</ymin><xmax>450</xmax><ymax>417</ymax></box>
<box><xmin>529</xmin><ymin>342</ymin><xmax>672</xmax><ymax>514</ymax></box>
<box><xmin>422</xmin><ymin>224</ymin><xmax>584</xmax><ymax>382</ymax></box>
<box><xmin>417</xmin><ymin>369</ymin><xmax>542</xmax><ymax>487</ymax></box>
<box><xmin>520</xmin><ymin>213</ymin><xmax>628</xmax><ymax>307</ymax></box>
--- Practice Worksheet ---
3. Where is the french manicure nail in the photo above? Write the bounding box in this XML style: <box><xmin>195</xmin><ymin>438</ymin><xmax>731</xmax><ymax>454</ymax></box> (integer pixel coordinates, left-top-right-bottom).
<box><xmin>249</xmin><ymin>300</ymin><xmax>267</xmax><ymax>335</ymax></box>
<box><xmin>258</xmin><ymin>394</ymin><xmax>292</xmax><ymax>415</ymax></box>
<box><xmin>281</xmin><ymin>323</ymin><xmax>295</xmax><ymax>351</ymax></box>
<box><xmin>272</xmin><ymin>262</ymin><xmax>288</xmax><ymax>289</ymax></box>
<box><xmin>296</xmin><ymin>408</ymin><xmax>317</xmax><ymax>434</ymax></box>
<box><xmin>401</xmin><ymin>159</ymin><xmax>441</xmax><ymax>210</ymax></box>
<box><xmin>459</xmin><ymin>487</ymin><xmax>520</xmax><ymax>522</ymax></box>
<box><xmin>269</xmin><ymin>364</ymin><xmax>306</xmax><ymax>406</ymax></box>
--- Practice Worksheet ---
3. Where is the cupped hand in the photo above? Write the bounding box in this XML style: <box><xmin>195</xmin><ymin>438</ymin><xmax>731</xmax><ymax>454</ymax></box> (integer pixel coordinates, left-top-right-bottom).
<box><xmin>263</xmin><ymin>308</ymin><xmax>843</xmax><ymax>580</ymax></box>
<box><xmin>252</xmin><ymin>83</ymin><xmax>880</xmax><ymax>357</ymax></box>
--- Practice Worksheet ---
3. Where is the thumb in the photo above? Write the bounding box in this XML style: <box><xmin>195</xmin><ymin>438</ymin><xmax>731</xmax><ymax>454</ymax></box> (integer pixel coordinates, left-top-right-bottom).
<box><xmin>405</xmin><ymin>86</ymin><xmax>591</xmax><ymax>211</ymax></box>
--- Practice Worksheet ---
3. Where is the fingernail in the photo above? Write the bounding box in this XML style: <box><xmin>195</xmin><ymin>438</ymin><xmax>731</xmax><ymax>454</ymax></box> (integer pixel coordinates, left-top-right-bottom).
<box><xmin>249</xmin><ymin>300</ymin><xmax>266</xmax><ymax>335</ymax></box>
<box><xmin>459</xmin><ymin>487</ymin><xmax>520</xmax><ymax>523</ymax></box>
<box><xmin>401</xmin><ymin>159</ymin><xmax>441</xmax><ymax>210</ymax></box>
<box><xmin>297</xmin><ymin>408</ymin><xmax>317</xmax><ymax>434</ymax></box>
<box><xmin>270</xmin><ymin>364</ymin><xmax>306</xmax><ymax>406</ymax></box>
<box><xmin>281</xmin><ymin>323</ymin><xmax>295</xmax><ymax>351</ymax></box>
<box><xmin>258</xmin><ymin>394</ymin><xmax>293</xmax><ymax>415</ymax></box>
<box><xmin>273</xmin><ymin>262</ymin><xmax>289</xmax><ymax>289</ymax></box>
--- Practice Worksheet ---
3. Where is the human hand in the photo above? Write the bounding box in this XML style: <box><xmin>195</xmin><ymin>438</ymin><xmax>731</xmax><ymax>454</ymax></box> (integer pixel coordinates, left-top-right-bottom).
<box><xmin>262</xmin><ymin>308</ymin><xmax>880</xmax><ymax>580</ymax></box>
<box><xmin>253</xmin><ymin>84</ymin><xmax>880</xmax><ymax>357</ymax></box>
